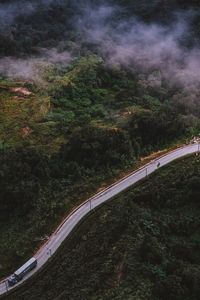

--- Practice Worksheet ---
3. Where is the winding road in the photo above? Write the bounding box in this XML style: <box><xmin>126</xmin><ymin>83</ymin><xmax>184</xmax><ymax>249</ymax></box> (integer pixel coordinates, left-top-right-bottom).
<box><xmin>0</xmin><ymin>143</ymin><xmax>199</xmax><ymax>296</ymax></box>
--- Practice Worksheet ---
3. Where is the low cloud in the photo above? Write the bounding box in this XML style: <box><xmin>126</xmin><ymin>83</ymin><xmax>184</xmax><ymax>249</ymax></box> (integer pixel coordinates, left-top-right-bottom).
<box><xmin>0</xmin><ymin>48</ymin><xmax>72</xmax><ymax>81</ymax></box>
<box><xmin>0</xmin><ymin>0</ymin><xmax>57</xmax><ymax>27</ymax></box>
<box><xmin>77</xmin><ymin>4</ymin><xmax>200</xmax><ymax>88</ymax></box>
<box><xmin>1</xmin><ymin>1</ymin><xmax>200</xmax><ymax>89</ymax></box>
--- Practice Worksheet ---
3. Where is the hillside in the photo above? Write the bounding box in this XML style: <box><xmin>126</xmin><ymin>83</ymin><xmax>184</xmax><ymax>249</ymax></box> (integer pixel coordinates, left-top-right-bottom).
<box><xmin>3</xmin><ymin>155</ymin><xmax>200</xmax><ymax>300</ymax></box>
<box><xmin>0</xmin><ymin>53</ymin><xmax>196</xmax><ymax>278</ymax></box>
<box><xmin>0</xmin><ymin>0</ymin><xmax>200</xmax><ymax>296</ymax></box>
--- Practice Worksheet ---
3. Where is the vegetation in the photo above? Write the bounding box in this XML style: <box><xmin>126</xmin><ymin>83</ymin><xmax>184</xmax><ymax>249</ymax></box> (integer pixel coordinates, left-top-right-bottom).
<box><xmin>0</xmin><ymin>0</ymin><xmax>200</xmax><ymax>298</ymax></box>
<box><xmin>1</xmin><ymin>0</ymin><xmax>200</xmax><ymax>57</ymax></box>
<box><xmin>3</xmin><ymin>155</ymin><xmax>200</xmax><ymax>300</ymax></box>
<box><xmin>1</xmin><ymin>51</ymin><xmax>199</xmax><ymax>277</ymax></box>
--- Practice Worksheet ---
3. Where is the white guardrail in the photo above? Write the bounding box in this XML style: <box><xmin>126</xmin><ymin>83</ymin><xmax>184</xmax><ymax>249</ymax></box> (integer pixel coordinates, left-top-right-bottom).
<box><xmin>0</xmin><ymin>143</ymin><xmax>199</xmax><ymax>296</ymax></box>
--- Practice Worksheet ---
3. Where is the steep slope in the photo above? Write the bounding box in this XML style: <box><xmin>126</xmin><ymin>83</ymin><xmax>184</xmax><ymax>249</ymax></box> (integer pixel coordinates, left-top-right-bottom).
<box><xmin>3</xmin><ymin>155</ymin><xmax>200</xmax><ymax>300</ymax></box>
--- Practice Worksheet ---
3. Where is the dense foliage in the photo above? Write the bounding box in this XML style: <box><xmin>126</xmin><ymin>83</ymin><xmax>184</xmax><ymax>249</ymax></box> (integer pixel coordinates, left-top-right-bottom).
<box><xmin>2</xmin><ymin>50</ymin><xmax>198</xmax><ymax>277</ymax></box>
<box><xmin>1</xmin><ymin>0</ymin><xmax>200</xmax><ymax>297</ymax></box>
<box><xmin>2</xmin><ymin>50</ymin><xmax>199</xmax><ymax>275</ymax></box>
<box><xmin>1</xmin><ymin>0</ymin><xmax>200</xmax><ymax>57</ymax></box>
<box><xmin>3</xmin><ymin>155</ymin><xmax>200</xmax><ymax>300</ymax></box>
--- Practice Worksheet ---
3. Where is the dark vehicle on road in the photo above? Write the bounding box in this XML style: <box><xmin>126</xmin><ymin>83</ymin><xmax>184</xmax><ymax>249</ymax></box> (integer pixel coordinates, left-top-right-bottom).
<box><xmin>7</xmin><ymin>257</ymin><xmax>37</xmax><ymax>287</ymax></box>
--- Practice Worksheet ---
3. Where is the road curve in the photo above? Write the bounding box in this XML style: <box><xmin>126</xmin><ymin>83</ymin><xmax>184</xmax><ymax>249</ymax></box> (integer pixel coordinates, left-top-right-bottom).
<box><xmin>0</xmin><ymin>143</ymin><xmax>199</xmax><ymax>296</ymax></box>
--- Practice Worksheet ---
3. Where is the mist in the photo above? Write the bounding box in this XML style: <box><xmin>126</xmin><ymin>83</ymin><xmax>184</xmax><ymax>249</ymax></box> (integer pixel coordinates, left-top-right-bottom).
<box><xmin>0</xmin><ymin>48</ymin><xmax>72</xmax><ymax>81</ymax></box>
<box><xmin>76</xmin><ymin>4</ymin><xmax>200</xmax><ymax>89</ymax></box>
<box><xmin>0</xmin><ymin>0</ymin><xmax>58</xmax><ymax>27</ymax></box>
<box><xmin>1</xmin><ymin>0</ymin><xmax>200</xmax><ymax>89</ymax></box>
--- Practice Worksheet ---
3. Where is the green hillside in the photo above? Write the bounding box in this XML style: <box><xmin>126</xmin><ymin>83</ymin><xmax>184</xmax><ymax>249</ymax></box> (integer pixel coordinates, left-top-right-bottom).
<box><xmin>4</xmin><ymin>155</ymin><xmax>200</xmax><ymax>300</ymax></box>
<box><xmin>0</xmin><ymin>0</ymin><xmax>200</xmax><ymax>298</ymax></box>
<box><xmin>1</xmin><ymin>52</ymin><xmax>196</xmax><ymax>278</ymax></box>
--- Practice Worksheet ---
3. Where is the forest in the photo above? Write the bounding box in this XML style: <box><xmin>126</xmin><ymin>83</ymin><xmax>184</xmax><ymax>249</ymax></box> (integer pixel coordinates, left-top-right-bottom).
<box><xmin>1</xmin><ymin>0</ymin><xmax>200</xmax><ymax>58</ymax></box>
<box><xmin>0</xmin><ymin>0</ymin><xmax>200</xmax><ymax>299</ymax></box>
<box><xmin>3</xmin><ymin>155</ymin><xmax>200</xmax><ymax>300</ymax></box>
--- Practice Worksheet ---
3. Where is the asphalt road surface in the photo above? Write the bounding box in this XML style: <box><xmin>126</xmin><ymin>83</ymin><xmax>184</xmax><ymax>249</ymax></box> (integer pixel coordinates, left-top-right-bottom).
<box><xmin>0</xmin><ymin>143</ymin><xmax>199</xmax><ymax>296</ymax></box>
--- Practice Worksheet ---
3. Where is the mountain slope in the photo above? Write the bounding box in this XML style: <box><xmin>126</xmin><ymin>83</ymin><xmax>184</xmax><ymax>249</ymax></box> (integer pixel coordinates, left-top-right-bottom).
<box><xmin>3</xmin><ymin>155</ymin><xmax>200</xmax><ymax>300</ymax></box>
